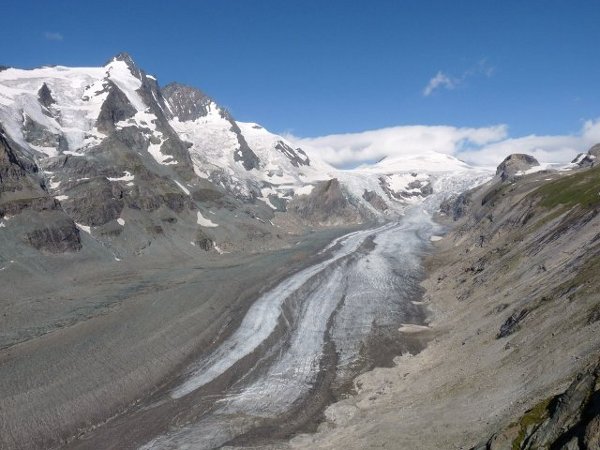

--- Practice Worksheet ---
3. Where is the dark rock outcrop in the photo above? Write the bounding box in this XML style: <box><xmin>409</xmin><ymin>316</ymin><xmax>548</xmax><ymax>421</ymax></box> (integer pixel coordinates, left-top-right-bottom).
<box><xmin>194</xmin><ymin>228</ymin><xmax>214</xmax><ymax>251</ymax></box>
<box><xmin>24</xmin><ymin>219</ymin><xmax>82</xmax><ymax>253</ymax></box>
<box><xmin>571</xmin><ymin>143</ymin><xmax>600</xmax><ymax>169</ymax></box>
<box><xmin>162</xmin><ymin>82</ymin><xmax>213</xmax><ymax>121</ymax></box>
<box><xmin>362</xmin><ymin>189</ymin><xmax>388</xmax><ymax>212</ymax></box>
<box><xmin>496</xmin><ymin>154</ymin><xmax>540</xmax><ymax>181</ymax></box>
<box><xmin>95</xmin><ymin>81</ymin><xmax>137</xmax><ymax>134</ymax></box>
<box><xmin>37</xmin><ymin>83</ymin><xmax>55</xmax><ymax>109</ymax></box>
<box><xmin>288</xmin><ymin>178</ymin><xmax>364</xmax><ymax>225</ymax></box>
<box><xmin>440</xmin><ymin>191</ymin><xmax>473</xmax><ymax>221</ymax></box>
<box><xmin>274</xmin><ymin>141</ymin><xmax>310</xmax><ymax>167</ymax></box>
<box><xmin>229</xmin><ymin>120</ymin><xmax>261</xmax><ymax>171</ymax></box>
<box><xmin>474</xmin><ymin>361</ymin><xmax>600</xmax><ymax>450</ymax></box>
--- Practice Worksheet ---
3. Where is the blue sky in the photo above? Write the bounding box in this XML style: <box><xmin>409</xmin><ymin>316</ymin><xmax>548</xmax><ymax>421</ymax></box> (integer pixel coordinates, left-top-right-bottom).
<box><xmin>2</xmin><ymin>0</ymin><xmax>600</xmax><ymax>165</ymax></box>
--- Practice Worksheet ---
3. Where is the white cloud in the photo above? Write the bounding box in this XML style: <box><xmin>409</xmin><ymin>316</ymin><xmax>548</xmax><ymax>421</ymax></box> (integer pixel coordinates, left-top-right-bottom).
<box><xmin>290</xmin><ymin>125</ymin><xmax>508</xmax><ymax>167</ymax></box>
<box><xmin>423</xmin><ymin>72</ymin><xmax>455</xmax><ymax>96</ymax></box>
<box><xmin>44</xmin><ymin>32</ymin><xmax>63</xmax><ymax>41</ymax></box>
<box><xmin>289</xmin><ymin>119</ymin><xmax>600</xmax><ymax>169</ymax></box>
<box><xmin>459</xmin><ymin>119</ymin><xmax>600</xmax><ymax>166</ymax></box>
<box><xmin>423</xmin><ymin>59</ymin><xmax>494</xmax><ymax>96</ymax></box>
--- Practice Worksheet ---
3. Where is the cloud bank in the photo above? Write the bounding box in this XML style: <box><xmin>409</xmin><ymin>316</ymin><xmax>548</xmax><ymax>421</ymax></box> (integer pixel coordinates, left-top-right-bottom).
<box><xmin>289</xmin><ymin>119</ymin><xmax>600</xmax><ymax>169</ymax></box>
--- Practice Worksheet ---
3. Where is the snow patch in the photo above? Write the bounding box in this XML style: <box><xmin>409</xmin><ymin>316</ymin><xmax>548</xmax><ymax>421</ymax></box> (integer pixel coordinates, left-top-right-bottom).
<box><xmin>54</xmin><ymin>195</ymin><xmax>69</xmax><ymax>201</ymax></box>
<box><xmin>295</xmin><ymin>185</ymin><xmax>314</xmax><ymax>196</ymax></box>
<box><xmin>107</xmin><ymin>171</ymin><xmax>134</xmax><ymax>182</ymax></box>
<box><xmin>197</xmin><ymin>211</ymin><xmax>218</xmax><ymax>227</ymax></box>
<box><xmin>213</xmin><ymin>244</ymin><xmax>229</xmax><ymax>254</ymax></box>
<box><xmin>117</xmin><ymin>218</ymin><xmax>125</xmax><ymax>226</ymax></box>
<box><xmin>174</xmin><ymin>180</ymin><xmax>190</xmax><ymax>195</ymax></box>
<box><xmin>75</xmin><ymin>222</ymin><xmax>91</xmax><ymax>234</ymax></box>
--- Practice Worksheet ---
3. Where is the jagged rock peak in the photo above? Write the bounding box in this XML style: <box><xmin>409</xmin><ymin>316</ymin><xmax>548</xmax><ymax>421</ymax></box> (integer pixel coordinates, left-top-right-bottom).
<box><xmin>37</xmin><ymin>83</ymin><xmax>55</xmax><ymax>109</ymax></box>
<box><xmin>107</xmin><ymin>52</ymin><xmax>137</xmax><ymax>68</ymax></box>
<box><xmin>104</xmin><ymin>52</ymin><xmax>144</xmax><ymax>80</ymax></box>
<box><xmin>571</xmin><ymin>142</ymin><xmax>600</xmax><ymax>168</ymax></box>
<box><xmin>162</xmin><ymin>82</ymin><xmax>219</xmax><ymax>122</ymax></box>
<box><xmin>496</xmin><ymin>153</ymin><xmax>539</xmax><ymax>181</ymax></box>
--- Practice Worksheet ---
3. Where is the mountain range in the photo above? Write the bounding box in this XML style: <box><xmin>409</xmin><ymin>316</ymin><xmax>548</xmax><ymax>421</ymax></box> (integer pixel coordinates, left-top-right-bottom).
<box><xmin>0</xmin><ymin>53</ymin><xmax>490</xmax><ymax>261</ymax></box>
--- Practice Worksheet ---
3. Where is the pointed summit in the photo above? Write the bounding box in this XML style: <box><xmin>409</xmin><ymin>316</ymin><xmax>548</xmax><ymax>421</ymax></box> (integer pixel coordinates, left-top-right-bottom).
<box><xmin>107</xmin><ymin>52</ymin><xmax>136</xmax><ymax>67</ymax></box>
<box><xmin>104</xmin><ymin>52</ymin><xmax>144</xmax><ymax>80</ymax></box>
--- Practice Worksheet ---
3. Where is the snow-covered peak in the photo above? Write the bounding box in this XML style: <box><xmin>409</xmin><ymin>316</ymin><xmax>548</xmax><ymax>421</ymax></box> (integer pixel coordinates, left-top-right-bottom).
<box><xmin>357</xmin><ymin>151</ymin><xmax>473</xmax><ymax>174</ymax></box>
<box><xmin>106</xmin><ymin>52</ymin><xmax>138</xmax><ymax>70</ymax></box>
<box><xmin>0</xmin><ymin>56</ymin><xmax>153</xmax><ymax>157</ymax></box>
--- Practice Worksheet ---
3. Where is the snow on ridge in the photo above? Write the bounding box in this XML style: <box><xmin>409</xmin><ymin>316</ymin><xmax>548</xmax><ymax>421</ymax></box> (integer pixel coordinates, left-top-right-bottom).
<box><xmin>105</xmin><ymin>59</ymin><xmax>145</xmax><ymax>111</ymax></box>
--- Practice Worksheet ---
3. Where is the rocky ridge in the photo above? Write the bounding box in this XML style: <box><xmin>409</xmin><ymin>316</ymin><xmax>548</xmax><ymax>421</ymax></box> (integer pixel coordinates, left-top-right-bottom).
<box><xmin>290</xmin><ymin>149</ymin><xmax>600</xmax><ymax>450</ymax></box>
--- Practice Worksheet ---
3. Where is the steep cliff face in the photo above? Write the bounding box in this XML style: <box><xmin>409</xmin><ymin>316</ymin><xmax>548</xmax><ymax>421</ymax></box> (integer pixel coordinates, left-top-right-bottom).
<box><xmin>0</xmin><ymin>130</ymin><xmax>81</xmax><ymax>253</ymax></box>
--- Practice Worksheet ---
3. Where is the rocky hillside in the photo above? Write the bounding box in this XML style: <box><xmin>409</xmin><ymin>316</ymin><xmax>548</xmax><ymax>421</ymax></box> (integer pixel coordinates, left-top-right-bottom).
<box><xmin>291</xmin><ymin>149</ymin><xmax>600</xmax><ymax>450</ymax></box>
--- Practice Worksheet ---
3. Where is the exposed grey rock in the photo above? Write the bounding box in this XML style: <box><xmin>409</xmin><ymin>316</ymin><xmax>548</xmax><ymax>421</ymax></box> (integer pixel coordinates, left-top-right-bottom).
<box><xmin>496</xmin><ymin>154</ymin><xmax>540</xmax><ymax>181</ymax></box>
<box><xmin>588</xmin><ymin>144</ymin><xmax>600</xmax><ymax>159</ymax></box>
<box><xmin>194</xmin><ymin>228</ymin><xmax>214</xmax><ymax>251</ymax></box>
<box><xmin>559</xmin><ymin>437</ymin><xmax>580</xmax><ymax>450</ymax></box>
<box><xmin>0</xmin><ymin>129</ymin><xmax>41</xmax><ymax>193</ymax></box>
<box><xmin>22</xmin><ymin>115</ymin><xmax>65</xmax><ymax>150</ymax></box>
<box><xmin>379</xmin><ymin>174</ymin><xmax>433</xmax><ymax>200</ymax></box>
<box><xmin>95</xmin><ymin>81</ymin><xmax>137</xmax><ymax>134</ymax></box>
<box><xmin>440</xmin><ymin>191</ymin><xmax>472</xmax><ymax>221</ymax></box>
<box><xmin>163</xmin><ymin>82</ymin><xmax>260</xmax><ymax>171</ymax></box>
<box><xmin>62</xmin><ymin>178</ymin><xmax>123</xmax><ymax>226</ymax></box>
<box><xmin>288</xmin><ymin>178</ymin><xmax>364</xmax><ymax>226</ymax></box>
<box><xmin>484</xmin><ymin>424</ymin><xmax>521</xmax><ymax>450</ymax></box>
<box><xmin>24</xmin><ymin>218</ymin><xmax>81</xmax><ymax>253</ymax></box>
<box><xmin>478</xmin><ymin>361</ymin><xmax>600</xmax><ymax>450</ymax></box>
<box><xmin>274</xmin><ymin>141</ymin><xmax>310</xmax><ymax>167</ymax></box>
<box><xmin>230</xmin><ymin>120</ymin><xmax>261</xmax><ymax>171</ymax></box>
<box><xmin>584</xmin><ymin>415</ymin><xmax>600</xmax><ymax>449</ymax></box>
<box><xmin>572</xmin><ymin>143</ymin><xmax>600</xmax><ymax>168</ymax></box>
<box><xmin>162</xmin><ymin>82</ymin><xmax>213</xmax><ymax>121</ymax></box>
<box><xmin>37</xmin><ymin>83</ymin><xmax>55</xmax><ymax>110</ymax></box>
<box><xmin>267</xmin><ymin>193</ymin><xmax>288</xmax><ymax>212</ymax></box>
<box><xmin>497</xmin><ymin>308</ymin><xmax>529</xmax><ymax>339</ymax></box>
<box><xmin>407</xmin><ymin>179</ymin><xmax>433</xmax><ymax>196</ymax></box>
<box><xmin>362</xmin><ymin>189</ymin><xmax>388</xmax><ymax>212</ymax></box>
<box><xmin>524</xmin><ymin>372</ymin><xmax>595</xmax><ymax>448</ymax></box>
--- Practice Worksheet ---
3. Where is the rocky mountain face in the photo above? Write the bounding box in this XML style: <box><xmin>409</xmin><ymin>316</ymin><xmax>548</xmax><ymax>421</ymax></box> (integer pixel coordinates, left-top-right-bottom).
<box><xmin>437</xmin><ymin>152</ymin><xmax>600</xmax><ymax>450</ymax></box>
<box><xmin>292</xmin><ymin>151</ymin><xmax>600</xmax><ymax>450</ymax></box>
<box><xmin>0</xmin><ymin>53</ymin><xmax>489</xmax><ymax>260</ymax></box>
<box><xmin>570</xmin><ymin>144</ymin><xmax>600</xmax><ymax>169</ymax></box>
